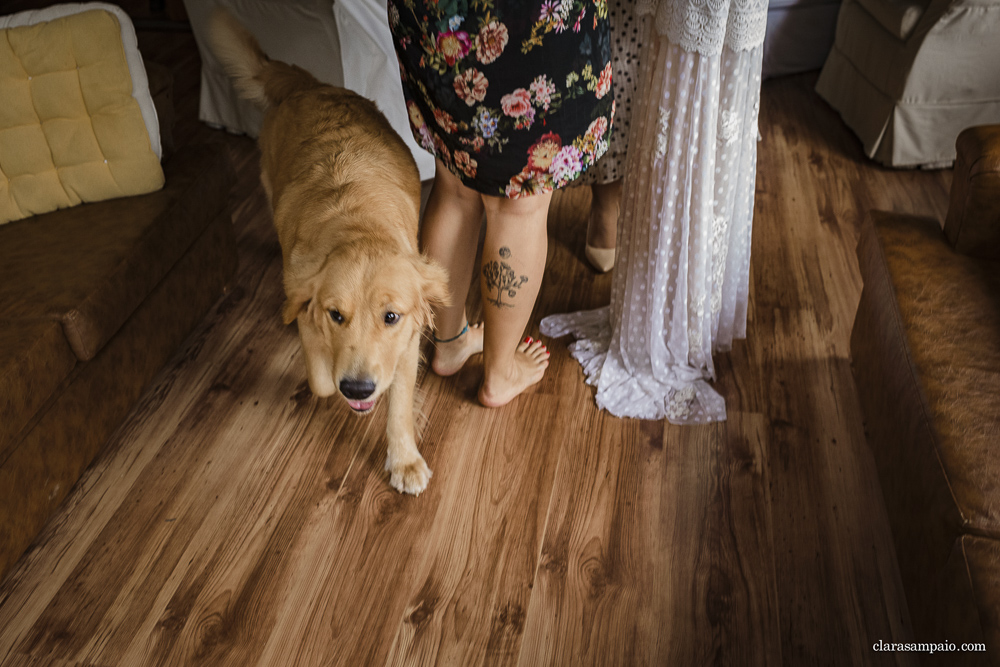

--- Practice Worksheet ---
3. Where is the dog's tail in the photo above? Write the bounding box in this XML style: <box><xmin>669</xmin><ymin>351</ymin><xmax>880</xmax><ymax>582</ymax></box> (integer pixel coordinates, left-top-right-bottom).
<box><xmin>207</xmin><ymin>8</ymin><xmax>321</xmax><ymax>110</ymax></box>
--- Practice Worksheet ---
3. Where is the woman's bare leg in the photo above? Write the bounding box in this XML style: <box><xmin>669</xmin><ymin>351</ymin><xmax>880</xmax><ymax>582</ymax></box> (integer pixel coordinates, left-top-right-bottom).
<box><xmin>478</xmin><ymin>191</ymin><xmax>552</xmax><ymax>407</ymax></box>
<box><xmin>420</xmin><ymin>160</ymin><xmax>485</xmax><ymax>376</ymax></box>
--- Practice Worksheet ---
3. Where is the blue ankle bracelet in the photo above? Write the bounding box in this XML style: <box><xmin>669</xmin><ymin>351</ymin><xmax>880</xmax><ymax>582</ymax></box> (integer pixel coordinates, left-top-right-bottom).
<box><xmin>433</xmin><ymin>322</ymin><xmax>469</xmax><ymax>344</ymax></box>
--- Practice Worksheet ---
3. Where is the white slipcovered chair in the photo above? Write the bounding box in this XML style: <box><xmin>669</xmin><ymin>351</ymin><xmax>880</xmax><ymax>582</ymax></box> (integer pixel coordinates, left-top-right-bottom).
<box><xmin>182</xmin><ymin>0</ymin><xmax>434</xmax><ymax>180</ymax></box>
<box><xmin>762</xmin><ymin>0</ymin><xmax>842</xmax><ymax>78</ymax></box>
<box><xmin>816</xmin><ymin>0</ymin><xmax>1000</xmax><ymax>167</ymax></box>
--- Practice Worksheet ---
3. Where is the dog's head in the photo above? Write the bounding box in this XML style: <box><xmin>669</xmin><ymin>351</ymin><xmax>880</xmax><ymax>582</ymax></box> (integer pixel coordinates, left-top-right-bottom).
<box><xmin>282</xmin><ymin>249</ymin><xmax>449</xmax><ymax>413</ymax></box>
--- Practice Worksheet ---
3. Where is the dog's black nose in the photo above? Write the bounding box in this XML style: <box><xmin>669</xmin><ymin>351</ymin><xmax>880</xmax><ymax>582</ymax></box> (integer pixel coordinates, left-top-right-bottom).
<box><xmin>339</xmin><ymin>378</ymin><xmax>375</xmax><ymax>400</ymax></box>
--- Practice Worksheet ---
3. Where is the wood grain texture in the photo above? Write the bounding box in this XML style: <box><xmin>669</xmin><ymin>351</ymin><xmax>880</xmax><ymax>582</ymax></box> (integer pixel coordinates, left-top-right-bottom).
<box><xmin>0</xmin><ymin>24</ymin><xmax>957</xmax><ymax>667</ymax></box>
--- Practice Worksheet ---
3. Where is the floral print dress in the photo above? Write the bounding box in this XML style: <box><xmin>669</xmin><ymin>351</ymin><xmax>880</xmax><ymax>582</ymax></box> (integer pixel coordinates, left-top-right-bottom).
<box><xmin>389</xmin><ymin>0</ymin><xmax>616</xmax><ymax>198</ymax></box>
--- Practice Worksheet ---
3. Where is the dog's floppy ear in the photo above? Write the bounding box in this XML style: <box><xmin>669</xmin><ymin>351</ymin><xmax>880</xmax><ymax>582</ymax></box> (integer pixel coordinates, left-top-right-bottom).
<box><xmin>415</xmin><ymin>255</ymin><xmax>450</xmax><ymax>327</ymax></box>
<box><xmin>282</xmin><ymin>281</ymin><xmax>314</xmax><ymax>325</ymax></box>
<box><xmin>282</xmin><ymin>292</ymin><xmax>309</xmax><ymax>325</ymax></box>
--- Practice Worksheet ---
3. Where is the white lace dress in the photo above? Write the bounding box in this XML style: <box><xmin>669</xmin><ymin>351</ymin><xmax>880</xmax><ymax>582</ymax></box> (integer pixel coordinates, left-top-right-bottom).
<box><xmin>540</xmin><ymin>0</ymin><xmax>767</xmax><ymax>423</ymax></box>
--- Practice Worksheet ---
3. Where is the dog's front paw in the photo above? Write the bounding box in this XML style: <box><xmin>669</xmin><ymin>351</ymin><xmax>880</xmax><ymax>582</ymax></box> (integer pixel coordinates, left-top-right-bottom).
<box><xmin>385</xmin><ymin>454</ymin><xmax>432</xmax><ymax>496</ymax></box>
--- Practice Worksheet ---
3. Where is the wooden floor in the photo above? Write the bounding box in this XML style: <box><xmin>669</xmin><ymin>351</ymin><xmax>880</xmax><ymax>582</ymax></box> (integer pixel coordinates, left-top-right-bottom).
<box><xmin>0</xmin><ymin>24</ymin><xmax>955</xmax><ymax>667</ymax></box>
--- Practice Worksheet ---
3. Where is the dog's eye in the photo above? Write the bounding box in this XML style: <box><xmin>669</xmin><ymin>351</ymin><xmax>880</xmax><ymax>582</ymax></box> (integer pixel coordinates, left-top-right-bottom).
<box><xmin>329</xmin><ymin>309</ymin><xmax>344</xmax><ymax>324</ymax></box>
<box><xmin>384</xmin><ymin>311</ymin><xmax>400</xmax><ymax>326</ymax></box>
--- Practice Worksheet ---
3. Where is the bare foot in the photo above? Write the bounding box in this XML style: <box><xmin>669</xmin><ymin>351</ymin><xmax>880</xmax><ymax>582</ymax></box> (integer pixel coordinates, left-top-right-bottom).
<box><xmin>431</xmin><ymin>322</ymin><xmax>484</xmax><ymax>376</ymax></box>
<box><xmin>478</xmin><ymin>338</ymin><xmax>550</xmax><ymax>408</ymax></box>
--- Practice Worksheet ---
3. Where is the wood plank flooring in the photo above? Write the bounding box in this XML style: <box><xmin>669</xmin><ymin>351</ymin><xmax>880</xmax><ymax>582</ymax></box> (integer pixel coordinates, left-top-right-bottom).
<box><xmin>0</xmin><ymin>26</ymin><xmax>955</xmax><ymax>667</ymax></box>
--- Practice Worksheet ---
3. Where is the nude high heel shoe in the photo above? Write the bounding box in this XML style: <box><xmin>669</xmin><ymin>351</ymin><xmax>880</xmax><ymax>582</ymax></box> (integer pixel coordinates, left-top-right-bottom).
<box><xmin>586</xmin><ymin>183</ymin><xmax>620</xmax><ymax>273</ymax></box>
<box><xmin>585</xmin><ymin>244</ymin><xmax>616</xmax><ymax>273</ymax></box>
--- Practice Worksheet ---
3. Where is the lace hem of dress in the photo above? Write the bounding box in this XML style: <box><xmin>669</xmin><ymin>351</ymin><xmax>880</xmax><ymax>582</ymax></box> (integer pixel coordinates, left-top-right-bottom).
<box><xmin>636</xmin><ymin>0</ymin><xmax>768</xmax><ymax>55</ymax></box>
<box><xmin>540</xmin><ymin>307</ymin><xmax>727</xmax><ymax>424</ymax></box>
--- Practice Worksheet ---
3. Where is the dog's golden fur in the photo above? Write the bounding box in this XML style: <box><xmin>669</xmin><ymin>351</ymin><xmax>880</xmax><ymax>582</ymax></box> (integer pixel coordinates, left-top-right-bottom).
<box><xmin>209</xmin><ymin>10</ymin><xmax>448</xmax><ymax>494</ymax></box>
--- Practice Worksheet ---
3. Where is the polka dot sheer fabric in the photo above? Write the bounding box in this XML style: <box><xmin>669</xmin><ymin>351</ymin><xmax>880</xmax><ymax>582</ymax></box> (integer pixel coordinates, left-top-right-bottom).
<box><xmin>541</xmin><ymin>11</ymin><xmax>764</xmax><ymax>424</ymax></box>
<box><xmin>576</xmin><ymin>0</ymin><xmax>641</xmax><ymax>186</ymax></box>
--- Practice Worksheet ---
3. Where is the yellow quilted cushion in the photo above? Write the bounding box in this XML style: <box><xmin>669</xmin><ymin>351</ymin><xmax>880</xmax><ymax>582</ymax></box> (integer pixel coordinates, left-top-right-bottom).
<box><xmin>0</xmin><ymin>9</ymin><xmax>164</xmax><ymax>225</ymax></box>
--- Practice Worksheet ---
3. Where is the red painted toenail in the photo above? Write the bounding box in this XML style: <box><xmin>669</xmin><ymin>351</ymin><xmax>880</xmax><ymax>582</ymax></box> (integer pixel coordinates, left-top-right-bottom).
<box><xmin>525</xmin><ymin>337</ymin><xmax>533</xmax><ymax>343</ymax></box>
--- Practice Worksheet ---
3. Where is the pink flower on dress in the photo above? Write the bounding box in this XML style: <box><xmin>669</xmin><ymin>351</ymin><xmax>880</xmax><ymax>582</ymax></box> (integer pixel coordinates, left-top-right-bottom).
<box><xmin>475</xmin><ymin>21</ymin><xmax>509</xmax><ymax>65</ymax></box>
<box><xmin>549</xmin><ymin>145</ymin><xmax>584</xmax><ymax>185</ymax></box>
<box><xmin>453</xmin><ymin>68</ymin><xmax>489</xmax><ymax>106</ymax></box>
<box><xmin>595</xmin><ymin>61</ymin><xmax>613</xmax><ymax>99</ymax></box>
<box><xmin>586</xmin><ymin>116</ymin><xmax>608</xmax><ymax>142</ymax></box>
<box><xmin>433</xmin><ymin>108</ymin><xmax>458</xmax><ymax>133</ymax></box>
<box><xmin>529</xmin><ymin>75</ymin><xmax>557</xmax><ymax>111</ymax></box>
<box><xmin>527</xmin><ymin>132</ymin><xmax>562</xmax><ymax>173</ymax></box>
<box><xmin>501</xmin><ymin>88</ymin><xmax>532</xmax><ymax>119</ymax></box>
<box><xmin>437</xmin><ymin>30</ymin><xmax>471</xmax><ymax>66</ymax></box>
<box><xmin>454</xmin><ymin>150</ymin><xmax>478</xmax><ymax>178</ymax></box>
<box><xmin>418</xmin><ymin>125</ymin><xmax>435</xmax><ymax>152</ymax></box>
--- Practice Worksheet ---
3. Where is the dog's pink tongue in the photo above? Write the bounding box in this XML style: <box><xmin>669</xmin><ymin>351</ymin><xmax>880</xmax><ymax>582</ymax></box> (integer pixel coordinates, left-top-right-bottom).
<box><xmin>348</xmin><ymin>399</ymin><xmax>375</xmax><ymax>412</ymax></box>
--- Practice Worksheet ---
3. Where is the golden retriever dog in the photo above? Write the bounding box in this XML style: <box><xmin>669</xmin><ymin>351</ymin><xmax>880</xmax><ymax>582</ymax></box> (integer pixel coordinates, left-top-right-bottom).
<box><xmin>209</xmin><ymin>10</ymin><xmax>448</xmax><ymax>495</ymax></box>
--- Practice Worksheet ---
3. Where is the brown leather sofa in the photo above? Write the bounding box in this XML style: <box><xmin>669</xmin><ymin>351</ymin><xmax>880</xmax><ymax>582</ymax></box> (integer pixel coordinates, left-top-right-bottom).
<box><xmin>852</xmin><ymin>125</ymin><xmax>1000</xmax><ymax>663</ymax></box>
<box><xmin>0</xmin><ymin>64</ymin><xmax>238</xmax><ymax>582</ymax></box>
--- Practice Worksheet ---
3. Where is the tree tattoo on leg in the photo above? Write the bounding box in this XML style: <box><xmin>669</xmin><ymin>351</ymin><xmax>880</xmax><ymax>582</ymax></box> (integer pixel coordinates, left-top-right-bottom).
<box><xmin>482</xmin><ymin>246</ymin><xmax>528</xmax><ymax>309</ymax></box>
